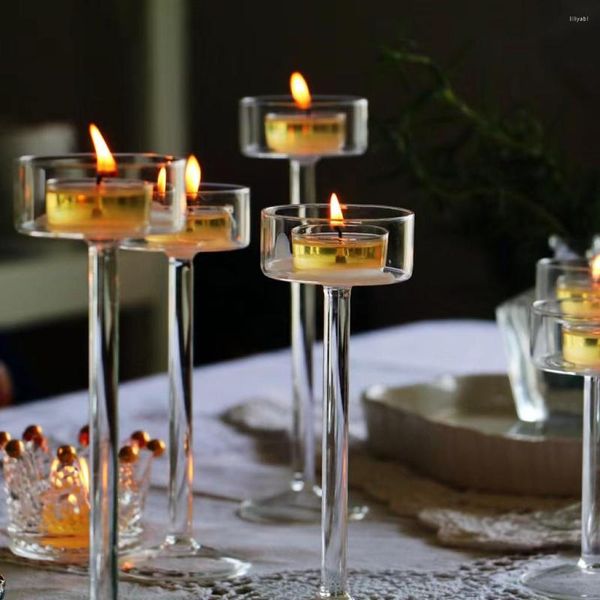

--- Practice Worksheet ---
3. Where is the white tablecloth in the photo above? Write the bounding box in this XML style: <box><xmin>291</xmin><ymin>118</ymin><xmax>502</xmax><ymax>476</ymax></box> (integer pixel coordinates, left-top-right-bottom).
<box><xmin>0</xmin><ymin>319</ymin><xmax>509</xmax><ymax>593</ymax></box>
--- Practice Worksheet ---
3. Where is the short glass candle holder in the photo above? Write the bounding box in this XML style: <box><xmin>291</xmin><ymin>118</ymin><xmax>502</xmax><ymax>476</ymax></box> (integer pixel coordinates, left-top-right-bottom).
<box><xmin>1</xmin><ymin>428</ymin><xmax>164</xmax><ymax>564</ymax></box>
<box><xmin>525</xmin><ymin>297</ymin><xmax>600</xmax><ymax>598</ymax></box>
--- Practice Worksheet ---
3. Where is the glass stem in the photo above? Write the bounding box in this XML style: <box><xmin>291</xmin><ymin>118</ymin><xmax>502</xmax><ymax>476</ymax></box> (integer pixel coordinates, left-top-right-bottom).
<box><xmin>167</xmin><ymin>257</ymin><xmax>195</xmax><ymax>544</ymax></box>
<box><xmin>320</xmin><ymin>286</ymin><xmax>351</xmax><ymax>599</ymax></box>
<box><xmin>581</xmin><ymin>375</ymin><xmax>600</xmax><ymax>568</ymax></box>
<box><xmin>88</xmin><ymin>242</ymin><xmax>119</xmax><ymax>600</ymax></box>
<box><xmin>289</xmin><ymin>158</ymin><xmax>318</xmax><ymax>490</ymax></box>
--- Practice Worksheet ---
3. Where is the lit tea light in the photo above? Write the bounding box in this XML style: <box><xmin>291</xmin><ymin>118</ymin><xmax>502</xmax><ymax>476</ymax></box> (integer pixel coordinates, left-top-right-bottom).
<box><xmin>264</xmin><ymin>72</ymin><xmax>346</xmax><ymax>156</ymax></box>
<box><xmin>290</xmin><ymin>193</ymin><xmax>389</xmax><ymax>286</ymax></box>
<box><xmin>146</xmin><ymin>155</ymin><xmax>235</xmax><ymax>257</ymax></box>
<box><xmin>557</xmin><ymin>255</ymin><xmax>600</xmax><ymax>316</ymax></box>
<box><xmin>563</xmin><ymin>255</ymin><xmax>600</xmax><ymax>366</ymax></box>
<box><xmin>45</xmin><ymin>124</ymin><xmax>153</xmax><ymax>238</ymax></box>
<box><xmin>40</xmin><ymin>446</ymin><xmax>90</xmax><ymax>550</ymax></box>
<box><xmin>2</xmin><ymin>427</ymin><xmax>165</xmax><ymax>560</ymax></box>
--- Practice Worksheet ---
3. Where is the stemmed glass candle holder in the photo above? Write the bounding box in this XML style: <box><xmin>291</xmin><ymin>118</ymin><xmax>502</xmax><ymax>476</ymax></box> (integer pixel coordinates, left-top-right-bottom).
<box><xmin>14</xmin><ymin>129</ymin><xmax>186</xmax><ymax>600</ymax></box>
<box><xmin>261</xmin><ymin>198</ymin><xmax>414</xmax><ymax>599</ymax></box>
<box><xmin>527</xmin><ymin>260</ymin><xmax>600</xmax><ymax>599</ymax></box>
<box><xmin>121</xmin><ymin>157</ymin><xmax>251</xmax><ymax>584</ymax></box>
<box><xmin>239</xmin><ymin>73</ymin><xmax>368</xmax><ymax>523</ymax></box>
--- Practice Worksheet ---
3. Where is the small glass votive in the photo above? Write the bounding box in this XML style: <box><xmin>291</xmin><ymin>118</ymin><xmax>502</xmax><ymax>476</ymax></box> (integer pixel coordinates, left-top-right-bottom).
<box><xmin>240</xmin><ymin>96</ymin><xmax>368</xmax><ymax>159</ymax></box>
<box><xmin>1</xmin><ymin>428</ymin><xmax>164</xmax><ymax>564</ymax></box>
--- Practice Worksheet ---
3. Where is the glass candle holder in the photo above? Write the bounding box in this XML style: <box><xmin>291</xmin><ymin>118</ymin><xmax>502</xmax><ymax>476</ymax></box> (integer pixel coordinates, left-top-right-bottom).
<box><xmin>239</xmin><ymin>94</ymin><xmax>369</xmax><ymax>524</ymax></box>
<box><xmin>525</xmin><ymin>296</ymin><xmax>600</xmax><ymax>598</ymax></box>
<box><xmin>261</xmin><ymin>203</ymin><xmax>414</xmax><ymax>599</ymax></box>
<box><xmin>1</xmin><ymin>430</ymin><xmax>162</xmax><ymax>564</ymax></box>
<box><xmin>120</xmin><ymin>182</ymin><xmax>250</xmax><ymax>585</ymax></box>
<box><xmin>14</xmin><ymin>153</ymin><xmax>186</xmax><ymax>600</ymax></box>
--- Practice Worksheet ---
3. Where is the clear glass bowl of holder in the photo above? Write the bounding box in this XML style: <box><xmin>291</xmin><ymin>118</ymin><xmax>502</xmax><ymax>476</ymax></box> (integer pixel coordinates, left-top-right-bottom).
<box><xmin>1</xmin><ymin>432</ymin><xmax>162</xmax><ymax>564</ymax></box>
<box><xmin>15</xmin><ymin>153</ymin><xmax>186</xmax><ymax>240</ymax></box>
<box><xmin>497</xmin><ymin>254</ymin><xmax>593</xmax><ymax>430</ymax></box>
<box><xmin>239</xmin><ymin>96</ymin><xmax>368</xmax><ymax>159</ymax></box>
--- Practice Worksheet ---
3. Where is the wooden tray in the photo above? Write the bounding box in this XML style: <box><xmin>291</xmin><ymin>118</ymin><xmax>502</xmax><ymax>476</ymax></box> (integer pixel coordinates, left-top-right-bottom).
<box><xmin>361</xmin><ymin>374</ymin><xmax>580</xmax><ymax>497</ymax></box>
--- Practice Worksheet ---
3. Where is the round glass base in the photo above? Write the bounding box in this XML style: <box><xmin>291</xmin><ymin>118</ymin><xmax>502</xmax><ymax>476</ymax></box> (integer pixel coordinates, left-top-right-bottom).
<box><xmin>9</xmin><ymin>536</ymin><xmax>88</xmax><ymax>565</ymax></box>
<box><xmin>120</xmin><ymin>536</ymin><xmax>250</xmax><ymax>585</ymax></box>
<box><xmin>318</xmin><ymin>590</ymin><xmax>353</xmax><ymax>600</ymax></box>
<box><xmin>521</xmin><ymin>561</ymin><xmax>600</xmax><ymax>599</ymax></box>
<box><xmin>238</xmin><ymin>486</ymin><xmax>368</xmax><ymax>524</ymax></box>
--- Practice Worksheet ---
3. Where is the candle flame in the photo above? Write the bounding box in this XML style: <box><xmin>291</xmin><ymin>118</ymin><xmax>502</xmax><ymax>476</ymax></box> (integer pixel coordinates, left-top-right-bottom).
<box><xmin>89</xmin><ymin>124</ymin><xmax>117</xmax><ymax>176</ymax></box>
<box><xmin>156</xmin><ymin>167</ymin><xmax>167</xmax><ymax>195</ymax></box>
<box><xmin>329</xmin><ymin>193</ymin><xmax>344</xmax><ymax>223</ymax></box>
<box><xmin>592</xmin><ymin>255</ymin><xmax>600</xmax><ymax>282</ymax></box>
<box><xmin>290</xmin><ymin>72</ymin><xmax>311</xmax><ymax>110</ymax></box>
<box><xmin>185</xmin><ymin>154</ymin><xmax>201</xmax><ymax>197</ymax></box>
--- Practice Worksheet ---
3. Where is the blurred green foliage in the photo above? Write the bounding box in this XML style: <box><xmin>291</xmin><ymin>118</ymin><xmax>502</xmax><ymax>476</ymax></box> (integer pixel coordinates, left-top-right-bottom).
<box><xmin>377</xmin><ymin>37</ymin><xmax>600</xmax><ymax>287</ymax></box>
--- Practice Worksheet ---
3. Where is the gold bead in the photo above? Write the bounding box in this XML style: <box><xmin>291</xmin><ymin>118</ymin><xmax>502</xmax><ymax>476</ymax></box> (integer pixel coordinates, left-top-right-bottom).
<box><xmin>5</xmin><ymin>439</ymin><xmax>24</xmax><ymax>459</ymax></box>
<box><xmin>130</xmin><ymin>430</ymin><xmax>150</xmax><ymax>448</ymax></box>
<box><xmin>146</xmin><ymin>439</ymin><xmax>166</xmax><ymax>457</ymax></box>
<box><xmin>22</xmin><ymin>425</ymin><xmax>43</xmax><ymax>441</ymax></box>
<box><xmin>0</xmin><ymin>431</ymin><xmax>11</xmax><ymax>450</ymax></box>
<box><xmin>57</xmin><ymin>445</ymin><xmax>77</xmax><ymax>465</ymax></box>
<box><xmin>119</xmin><ymin>445</ymin><xmax>139</xmax><ymax>464</ymax></box>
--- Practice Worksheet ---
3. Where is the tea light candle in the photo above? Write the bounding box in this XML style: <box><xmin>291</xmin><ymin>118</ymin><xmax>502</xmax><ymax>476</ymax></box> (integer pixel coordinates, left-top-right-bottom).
<box><xmin>264</xmin><ymin>72</ymin><xmax>346</xmax><ymax>156</ymax></box>
<box><xmin>146</xmin><ymin>156</ymin><xmax>235</xmax><ymax>257</ymax></box>
<box><xmin>289</xmin><ymin>193</ymin><xmax>390</xmax><ymax>286</ymax></box>
<box><xmin>557</xmin><ymin>276</ymin><xmax>600</xmax><ymax>317</ymax></box>
<box><xmin>45</xmin><ymin>124</ymin><xmax>152</xmax><ymax>237</ymax></box>
<box><xmin>563</xmin><ymin>325</ymin><xmax>600</xmax><ymax>367</ymax></box>
<box><xmin>41</xmin><ymin>446</ymin><xmax>90</xmax><ymax>550</ymax></box>
<box><xmin>561</xmin><ymin>256</ymin><xmax>600</xmax><ymax>366</ymax></box>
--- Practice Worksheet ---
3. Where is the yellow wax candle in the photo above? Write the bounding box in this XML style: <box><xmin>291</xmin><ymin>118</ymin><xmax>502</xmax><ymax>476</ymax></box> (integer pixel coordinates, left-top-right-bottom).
<box><xmin>45</xmin><ymin>178</ymin><xmax>152</xmax><ymax>237</ymax></box>
<box><xmin>265</xmin><ymin>112</ymin><xmax>346</xmax><ymax>155</ymax></box>
<box><xmin>40</xmin><ymin>456</ymin><xmax>89</xmax><ymax>550</ymax></box>
<box><xmin>291</xmin><ymin>223</ymin><xmax>389</xmax><ymax>286</ymax></box>
<box><xmin>563</xmin><ymin>326</ymin><xmax>600</xmax><ymax>367</ymax></box>
<box><xmin>143</xmin><ymin>155</ymin><xmax>238</xmax><ymax>257</ymax></box>
<box><xmin>146</xmin><ymin>207</ymin><xmax>234</xmax><ymax>258</ymax></box>
<box><xmin>557</xmin><ymin>265</ymin><xmax>600</xmax><ymax>367</ymax></box>
<box><xmin>292</xmin><ymin>229</ymin><xmax>386</xmax><ymax>271</ymax></box>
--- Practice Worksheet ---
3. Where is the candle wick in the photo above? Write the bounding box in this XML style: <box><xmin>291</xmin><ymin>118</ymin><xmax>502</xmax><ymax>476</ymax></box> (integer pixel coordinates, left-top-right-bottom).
<box><xmin>96</xmin><ymin>174</ymin><xmax>103</xmax><ymax>186</ymax></box>
<box><xmin>336</xmin><ymin>226</ymin><xmax>342</xmax><ymax>239</ymax></box>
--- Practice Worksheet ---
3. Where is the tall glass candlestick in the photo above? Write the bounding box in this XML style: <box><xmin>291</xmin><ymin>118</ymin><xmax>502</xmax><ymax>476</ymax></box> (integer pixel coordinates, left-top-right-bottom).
<box><xmin>261</xmin><ymin>200</ymin><xmax>414</xmax><ymax>598</ymax></box>
<box><xmin>15</xmin><ymin>140</ymin><xmax>186</xmax><ymax>600</ymax></box>
<box><xmin>527</xmin><ymin>272</ymin><xmax>600</xmax><ymax>599</ymax></box>
<box><xmin>239</xmin><ymin>74</ymin><xmax>368</xmax><ymax>523</ymax></box>
<box><xmin>121</xmin><ymin>162</ymin><xmax>251</xmax><ymax>585</ymax></box>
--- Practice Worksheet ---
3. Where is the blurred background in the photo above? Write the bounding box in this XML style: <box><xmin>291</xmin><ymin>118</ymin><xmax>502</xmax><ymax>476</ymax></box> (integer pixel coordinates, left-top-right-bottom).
<box><xmin>0</xmin><ymin>0</ymin><xmax>597</xmax><ymax>403</ymax></box>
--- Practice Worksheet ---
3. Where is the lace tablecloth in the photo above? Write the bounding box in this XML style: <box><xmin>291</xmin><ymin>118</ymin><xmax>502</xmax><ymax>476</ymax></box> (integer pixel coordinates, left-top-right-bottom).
<box><xmin>0</xmin><ymin>320</ymin><xmax>576</xmax><ymax>597</ymax></box>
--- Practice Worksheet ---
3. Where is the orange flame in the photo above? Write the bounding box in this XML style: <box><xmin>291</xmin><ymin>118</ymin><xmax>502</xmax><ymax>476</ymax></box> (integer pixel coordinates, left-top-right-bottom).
<box><xmin>185</xmin><ymin>155</ymin><xmax>201</xmax><ymax>197</ymax></box>
<box><xmin>89</xmin><ymin>124</ymin><xmax>117</xmax><ymax>176</ymax></box>
<box><xmin>329</xmin><ymin>193</ymin><xmax>344</xmax><ymax>224</ymax></box>
<box><xmin>156</xmin><ymin>167</ymin><xmax>167</xmax><ymax>196</ymax></box>
<box><xmin>290</xmin><ymin>72</ymin><xmax>311</xmax><ymax>110</ymax></box>
<box><xmin>592</xmin><ymin>255</ymin><xmax>600</xmax><ymax>282</ymax></box>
